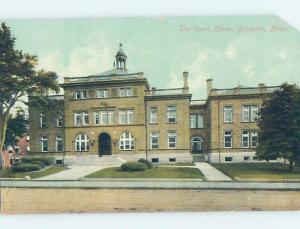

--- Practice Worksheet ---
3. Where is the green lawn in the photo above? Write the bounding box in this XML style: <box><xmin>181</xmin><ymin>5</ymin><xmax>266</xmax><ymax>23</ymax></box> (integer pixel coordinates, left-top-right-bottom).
<box><xmin>160</xmin><ymin>162</ymin><xmax>195</xmax><ymax>166</ymax></box>
<box><xmin>211</xmin><ymin>163</ymin><xmax>300</xmax><ymax>180</ymax></box>
<box><xmin>0</xmin><ymin>166</ymin><xmax>68</xmax><ymax>179</ymax></box>
<box><xmin>85</xmin><ymin>166</ymin><xmax>203</xmax><ymax>179</ymax></box>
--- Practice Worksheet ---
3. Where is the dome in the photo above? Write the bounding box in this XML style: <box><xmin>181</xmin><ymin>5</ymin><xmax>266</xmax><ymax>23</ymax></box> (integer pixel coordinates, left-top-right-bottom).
<box><xmin>115</xmin><ymin>43</ymin><xmax>127</xmax><ymax>58</ymax></box>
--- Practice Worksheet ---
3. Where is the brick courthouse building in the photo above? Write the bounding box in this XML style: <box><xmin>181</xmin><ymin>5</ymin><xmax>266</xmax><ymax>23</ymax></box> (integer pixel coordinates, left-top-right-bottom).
<box><xmin>28</xmin><ymin>44</ymin><xmax>279</xmax><ymax>164</ymax></box>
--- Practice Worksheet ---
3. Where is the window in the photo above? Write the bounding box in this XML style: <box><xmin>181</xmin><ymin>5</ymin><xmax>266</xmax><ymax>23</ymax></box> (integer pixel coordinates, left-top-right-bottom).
<box><xmin>83</xmin><ymin>112</ymin><xmax>89</xmax><ymax>125</ymax></box>
<box><xmin>191</xmin><ymin>136</ymin><xmax>203</xmax><ymax>153</ymax></box>
<box><xmin>56</xmin><ymin>116</ymin><xmax>63</xmax><ymax>127</ymax></box>
<box><xmin>75</xmin><ymin>90</ymin><xmax>87</xmax><ymax>99</ymax></box>
<box><xmin>41</xmin><ymin>136</ymin><xmax>48</xmax><ymax>152</ymax></box>
<box><xmin>97</xmin><ymin>89</ymin><xmax>109</xmax><ymax>98</ymax></box>
<box><xmin>242</xmin><ymin>130</ymin><xmax>258</xmax><ymax>148</ymax></box>
<box><xmin>15</xmin><ymin>147</ymin><xmax>19</xmax><ymax>154</ymax></box>
<box><xmin>225</xmin><ymin>157</ymin><xmax>233</xmax><ymax>162</ymax></box>
<box><xmin>190</xmin><ymin>114</ymin><xmax>204</xmax><ymax>128</ymax></box>
<box><xmin>119</xmin><ymin>88</ymin><xmax>133</xmax><ymax>97</ymax></box>
<box><xmin>56</xmin><ymin>136</ymin><xmax>63</xmax><ymax>152</ymax></box>
<box><xmin>108</xmin><ymin>110</ymin><xmax>115</xmax><ymax>124</ymax></box>
<box><xmin>169</xmin><ymin>158</ymin><xmax>176</xmax><ymax>162</ymax></box>
<box><xmin>150</xmin><ymin>132</ymin><xmax>160</xmax><ymax>149</ymax></box>
<box><xmin>242</xmin><ymin>105</ymin><xmax>259</xmax><ymax>122</ymax></box>
<box><xmin>244</xmin><ymin>156</ymin><xmax>250</xmax><ymax>161</ymax></box>
<box><xmin>119</xmin><ymin>110</ymin><xmax>126</xmax><ymax>124</ymax></box>
<box><xmin>251</xmin><ymin>131</ymin><xmax>258</xmax><ymax>148</ymax></box>
<box><xmin>150</xmin><ymin>106</ymin><xmax>158</xmax><ymax>124</ymax></box>
<box><xmin>168</xmin><ymin>131</ymin><xmax>177</xmax><ymax>149</ymax></box>
<box><xmin>167</xmin><ymin>105</ymin><xmax>176</xmax><ymax>123</ymax></box>
<box><xmin>119</xmin><ymin>132</ymin><xmax>135</xmax><ymax>150</ymax></box>
<box><xmin>152</xmin><ymin>158</ymin><xmax>159</xmax><ymax>163</ymax></box>
<box><xmin>94</xmin><ymin>112</ymin><xmax>100</xmax><ymax>125</ymax></box>
<box><xmin>118</xmin><ymin>109</ymin><xmax>134</xmax><ymax>124</ymax></box>
<box><xmin>40</xmin><ymin>113</ymin><xmax>47</xmax><ymax>128</ymax></box>
<box><xmin>250</xmin><ymin>106</ymin><xmax>259</xmax><ymax>122</ymax></box>
<box><xmin>127</xmin><ymin>109</ymin><xmax>134</xmax><ymax>124</ymax></box>
<box><xmin>224</xmin><ymin>131</ymin><xmax>233</xmax><ymax>148</ymax></box>
<box><xmin>242</xmin><ymin>131</ymin><xmax>250</xmax><ymax>148</ymax></box>
<box><xmin>74</xmin><ymin>113</ymin><xmax>82</xmax><ymax>126</ymax></box>
<box><xmin>75</xmin><ymin>134</ymin><xmax>89</xmax><ymax>151</ymax></box>
<box><xmin>224</xmin><ymin>106</ymin><xmax>233</xmax><ymax>123</ymax></box>
<box><xmin>253</xmin><ymin>156</ymin><xmax>258</xmax><ymax>160</ymax></box>
<box><xmin>100</xmin><ymin>110</ymin><xmax>108</xmax><ymax>125</ymax></box>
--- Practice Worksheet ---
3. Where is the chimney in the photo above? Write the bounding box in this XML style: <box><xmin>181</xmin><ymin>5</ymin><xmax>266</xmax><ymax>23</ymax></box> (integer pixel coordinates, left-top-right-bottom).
<box><xmin>206</xmin><ymin>79</ymin><xmax>213</xmax><ymax>96</ymax></box>
<box><xmin>183</xmin><ymin>71</ymin><xmax>189</xmax><ymax>93</ymax></box>
<box><xmin>258</xmin><ymin>83</ymin><xmax>267</xmax><ymax>93</ymax></box>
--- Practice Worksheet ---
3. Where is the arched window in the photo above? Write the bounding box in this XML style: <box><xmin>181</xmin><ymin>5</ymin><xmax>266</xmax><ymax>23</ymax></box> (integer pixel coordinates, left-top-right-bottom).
<box><xmin>75</xmin><ymin>134</ymin><xmax>89</xmax><ymax>151</ymax></box>
<box><xmin>191</xmin><ymin>136</ymin><xmax>203</xmax><ymax>153</ymax></box>
<box><xmin>119</xmin><ymin>132</ymin><xmax>135</xmax><ymax>150</ymax></box>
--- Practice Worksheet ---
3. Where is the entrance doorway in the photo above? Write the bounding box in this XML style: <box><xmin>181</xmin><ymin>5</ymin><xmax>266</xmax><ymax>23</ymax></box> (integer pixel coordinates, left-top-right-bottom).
<box><xmin>99</xmin><ymin>133</ymin><xmax>112</xmax><ymax>156</ymax></box>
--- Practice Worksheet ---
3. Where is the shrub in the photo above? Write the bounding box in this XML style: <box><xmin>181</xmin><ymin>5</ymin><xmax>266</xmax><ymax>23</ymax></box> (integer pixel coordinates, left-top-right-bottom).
<box><xmin>21</xmin><ymin>157</ymin><xmax>55</xmax><ymax>166</ymax></box>
<box><xmin>12</xmin><ymin>163</ymin><xmax>42</xmax><ymax>172</ymax></box>
<box><xmin>121</xmin><ymin>161</ymin><xmax>147</xmax><ymax>172</ymax></box>
<box><xmin>138</xmin><ymin>158</ymin><xmax>153</xmax><ymax>169</ymax></box>
<box><xmin>31</xmin><ymin>160</ymin><xmax>45</xmax><ymax>168</ymax></box>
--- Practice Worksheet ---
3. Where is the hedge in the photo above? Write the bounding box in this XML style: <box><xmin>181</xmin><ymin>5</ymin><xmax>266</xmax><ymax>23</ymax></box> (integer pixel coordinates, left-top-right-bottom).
<box><xmin>12</xmin><ymin>163</ymin><xmax>43</xmax><ymax>172</ymax></box>
<box><xmin>121</xmin><ymin>161</ymin><xmax>147</xmax><ymax>172</ymax></box>
<box><xmin>138</xmin><ymin>158</ymin><xmax>153</xmax><ymax>169</ymax></box>
<box><xmin>21</xmin><ymin>157</ymin><xmax>55</xmax><ymax>166</ymax></box>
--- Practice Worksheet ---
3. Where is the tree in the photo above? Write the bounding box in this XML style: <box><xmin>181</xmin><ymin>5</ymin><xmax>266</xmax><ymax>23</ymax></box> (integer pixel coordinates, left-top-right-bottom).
<box><xmin>0</xmin><ymin>22</ymin><xmax>59</xmax><ymax>167</ymax></box>
<box><xmin>4</xmin><ymin>108</ymin><xmax>28</xmax><ymax>148</ymax></box>
<box><xmin>256</xmin><ymin>83</ymin><xmax>300</xmax><ymax>171</ymax></box>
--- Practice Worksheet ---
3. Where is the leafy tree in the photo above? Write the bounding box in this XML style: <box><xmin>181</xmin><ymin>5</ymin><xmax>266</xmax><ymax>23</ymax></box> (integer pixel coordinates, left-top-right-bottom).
<box><xmin>0</xmin><ymin>22</ymin><xmax>59</xmax><ymax>167</ymax></box>
<box><xmin>4</xmin><ymin>108</ymin><xmax>28</xmax><ymax>147</ymax></box>
<box><xmin>256</xmin><ymin>83</ymin><xmax>300</xmax><ymax>171</ymax></box>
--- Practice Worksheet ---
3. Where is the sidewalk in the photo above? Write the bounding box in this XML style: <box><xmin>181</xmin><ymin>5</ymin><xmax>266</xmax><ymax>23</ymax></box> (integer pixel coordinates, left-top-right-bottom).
<box><xmin>2</xmin><ymin>180</ymin><xmax>300</xmax><ymax>190</ymax></box>
<box><xmin>195</xmin><ymin>162</ymin><xmax>232</xmax><ymax>181</ymax></box>
<box><xmin>36</xmin><ymin>165</ymin><xmax>106</xmax><ymax>180</ymax></box>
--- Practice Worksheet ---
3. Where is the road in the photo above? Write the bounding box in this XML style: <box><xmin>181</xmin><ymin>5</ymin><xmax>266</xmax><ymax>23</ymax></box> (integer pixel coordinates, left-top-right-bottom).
<box><xmin>2</xmin><ymin>188</ymin><xmax>300</xmax><ymax>213</ymax></box>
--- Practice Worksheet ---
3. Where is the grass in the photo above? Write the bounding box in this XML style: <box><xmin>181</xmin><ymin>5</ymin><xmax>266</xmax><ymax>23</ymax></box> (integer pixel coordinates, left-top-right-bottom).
<box><xmin>211</xmin><ymin>162</ymin><xmax>300</xmax><ymax>180</ymax></box>
<box><xmin>160</xmin><ymin>162</ymin><xmax>195</xmax><ymax>166</ymax></box>
<box><xmin>85</xmin><ymin>166</ymin><xmax>203</xmax><ymax>179</ymax></box>
<box><xmin>0</xmin><ymin>165</ymin><xmax>68</xmax><ymax>179</ymax></box>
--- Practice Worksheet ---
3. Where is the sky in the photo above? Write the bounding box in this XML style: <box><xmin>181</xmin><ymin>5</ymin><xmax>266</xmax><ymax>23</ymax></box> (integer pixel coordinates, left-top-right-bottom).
<box><xmin>4</xmin><ymin>16</ymin><xmax>300</xmax><ymax>99</ymax></box>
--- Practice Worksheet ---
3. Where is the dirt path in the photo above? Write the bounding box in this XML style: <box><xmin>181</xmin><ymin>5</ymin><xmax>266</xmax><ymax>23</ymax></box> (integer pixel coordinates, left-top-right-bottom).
<box><xmin>2</xmin><ymin>188</ymin><xmax>300</xmax><ymax>214</ymax></box>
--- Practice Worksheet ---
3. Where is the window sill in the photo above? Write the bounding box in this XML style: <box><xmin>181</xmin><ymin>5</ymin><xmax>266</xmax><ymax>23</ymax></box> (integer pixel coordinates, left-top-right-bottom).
<box><xmin>223</xmin><ymin>122</ymin><xmax>234</xmax><ymax>124</ymax></box>
<box><xmin>166</xmin><ymin>122</ymin><xmax>177</xmax><ymax>124</ymax></box>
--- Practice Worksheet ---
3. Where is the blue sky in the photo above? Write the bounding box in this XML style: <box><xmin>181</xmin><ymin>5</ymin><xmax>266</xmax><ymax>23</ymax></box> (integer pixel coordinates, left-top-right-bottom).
<box><xmin>4</xmin><ymin>16</ymin><xmax>300</xmax><ymax>99</ymax></box>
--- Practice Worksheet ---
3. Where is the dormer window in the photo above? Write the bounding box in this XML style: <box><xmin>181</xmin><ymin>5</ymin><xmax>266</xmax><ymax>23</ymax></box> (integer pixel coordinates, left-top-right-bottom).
<box><xmin>75</xmin><ymin>90</ymin><xmax>87</xmax><ymax>99</ymax></box>
<box><xmin>119</xmin><ymin>88</ymin><xmax>133</xmax><ymax>97</ymax></box>
<box><xmin>97</xmin><ymin>89</ymin><xmax>109</xmax><ymax>98</ymax></box>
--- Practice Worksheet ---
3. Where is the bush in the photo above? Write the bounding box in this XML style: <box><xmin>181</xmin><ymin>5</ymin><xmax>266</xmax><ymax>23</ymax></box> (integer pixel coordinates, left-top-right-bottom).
<box><xmin>138</xmin><ymin>158</ymin><xmax>153</xmax><ymax>169</ymax></box>
<box><xmin>12</xmin><ymin>163</ymin><xmax>42</xmax><ymax>172</ymax></box>
<box><xmin>121</xmin><ymin>161</ymin><xmax>147</xmax><ymax>172</ymax></box>
<box><xmin>21</xmin><ymin>157</ymin><xmax>55</xmax><ymax>166</ymax></box>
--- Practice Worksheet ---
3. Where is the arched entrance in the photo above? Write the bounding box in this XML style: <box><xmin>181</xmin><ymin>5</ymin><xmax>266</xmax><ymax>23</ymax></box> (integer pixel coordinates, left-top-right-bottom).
<box><xmin>99</xmin><ymin>133</ymin><xmax>112</xmax><ymax>156</ymax></box>
<box><xmin>191</xmin><ymin>136</ymin><xmax>203</xmax><ymax>154</ymax></box>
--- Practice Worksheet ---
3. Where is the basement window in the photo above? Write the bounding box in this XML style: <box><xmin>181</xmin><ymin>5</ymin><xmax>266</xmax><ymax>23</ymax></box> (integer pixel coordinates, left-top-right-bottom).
<box><xmin>169</xmin><ymin>158</ymin><xmax>176</xmax><ymax>162</ymax></box>
<box><xmin>225</xmin><ymin>157</ymin><xmax>233</xmax><ymax>162</ymax></box>
<box><xmin>56</xmin><ymin>159</ymin><xmax>63</xmax><ymax>165</ymax></box>
<box><xmin>244</xmin><ymin>156</ymin><xmax>250</xmax><ymax>161</ymax></box>
<box><xmin>151</xmin><ymin>158</ymin><xmax>159</xmax><ymax>163</ymax></box>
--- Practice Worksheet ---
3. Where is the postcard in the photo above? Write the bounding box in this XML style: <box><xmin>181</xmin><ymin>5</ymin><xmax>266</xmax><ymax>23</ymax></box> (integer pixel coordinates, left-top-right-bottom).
<box><xmin>1</xmin><ymin>16</ymin><xmax>300</xmax><ymax>214</ymax></box>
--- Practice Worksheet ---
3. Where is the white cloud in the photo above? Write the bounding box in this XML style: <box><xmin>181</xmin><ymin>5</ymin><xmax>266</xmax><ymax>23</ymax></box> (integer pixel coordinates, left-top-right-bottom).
<box><xmin>61</xmin><ymin>45</ymin><xmax>112</xmax><ymax>77</ymax></box>
<box><xmin>277</xmin><ymin>51</ymin><xmax>288</xmax><ymax>60</ymax></box>
<box><xmin>224</xmin><ymin>44</ymin><xmax>236</xmax><ymax>59</ymax></box>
